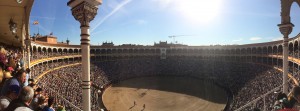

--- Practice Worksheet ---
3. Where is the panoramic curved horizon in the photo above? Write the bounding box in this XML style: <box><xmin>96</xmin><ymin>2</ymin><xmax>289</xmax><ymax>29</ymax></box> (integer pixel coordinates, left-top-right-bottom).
<box><xmin>29</xmin><ymin>0</ymin><xmax>300</xmax><ymax>46</ymax></box>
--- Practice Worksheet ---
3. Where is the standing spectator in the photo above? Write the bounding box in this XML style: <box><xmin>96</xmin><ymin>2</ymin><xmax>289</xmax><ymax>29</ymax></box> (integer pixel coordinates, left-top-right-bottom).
<box><xmin>1</xmin><ymin>69</ymin><xmax>26</xmax><ymax>96</ymax></box>
<box><xmin>5</xmin><ymin>86</ymin><xmax>34</xmax><ymax>111</ymax></box>
<box><xmin>0</xmin><ymin>48</ymin><xmax>7</xmax><ymax>65</ymax></box>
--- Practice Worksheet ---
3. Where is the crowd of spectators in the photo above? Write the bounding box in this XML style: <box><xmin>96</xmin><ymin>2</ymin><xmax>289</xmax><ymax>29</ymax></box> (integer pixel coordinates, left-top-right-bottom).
<box><xmin>3</xmin><ymin>41</ymin><xmax>300</xmax><ymax>111</ymax></box>
<box><xmin>30</xmin><ymin>50</ymin><xmax>79</xmax><ymax>61</ymax></box>
<box><xmin>35</xmin><ymin>56</ymin><xmax>290</xmax><ymax>111</ymax></box>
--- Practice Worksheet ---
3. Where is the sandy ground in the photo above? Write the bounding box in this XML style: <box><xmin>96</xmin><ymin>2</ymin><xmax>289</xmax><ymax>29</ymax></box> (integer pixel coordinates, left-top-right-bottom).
<box><xmin>103</xmin><ymin>76</ymin><xmax>227</xmax><ymax>111</ymax></box>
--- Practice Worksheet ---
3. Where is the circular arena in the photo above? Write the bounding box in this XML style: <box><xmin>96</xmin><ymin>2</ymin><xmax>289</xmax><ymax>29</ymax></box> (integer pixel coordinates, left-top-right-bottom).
<box><xmin>103</xmin><ymin>76</ymin><xmax>227</xmax><ymax>111</ymax></box>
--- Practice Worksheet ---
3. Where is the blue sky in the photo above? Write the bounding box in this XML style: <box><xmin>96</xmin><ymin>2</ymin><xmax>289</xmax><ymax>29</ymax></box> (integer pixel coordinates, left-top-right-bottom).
<box><xmin>29</xmin><ymin>0</ymin><xmax>300</xmax><ymax>46</ymax></box>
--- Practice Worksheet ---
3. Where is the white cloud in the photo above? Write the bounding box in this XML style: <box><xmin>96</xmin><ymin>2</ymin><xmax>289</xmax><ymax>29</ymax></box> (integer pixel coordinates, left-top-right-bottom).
<box><xmin>151</xmin><ymin>0</ymin><xmax>173</xmax><ymax>8</ymax></box>
<box><xmin>91</xmin><ymin>0</ymin><xmax>133</xmax><ymax>32</ymax></box>
<box><xmin>272</xmin><ymin>37</ymin><xmax>283</xmax><ymax>41</ymax></box>
<box><xmin>232</xmin><ymin>38</ymin><xmax>243</xmax><ymax>42</ymax></box>
<box><xmin>249</xmin><ymin>37</ymin><xmax>262</xmax><ymax>41</ymax></box>
<box><xmin>137</xmin><ymin>19</ymin><xmax>147</xmax><ymax>25</ymax></box>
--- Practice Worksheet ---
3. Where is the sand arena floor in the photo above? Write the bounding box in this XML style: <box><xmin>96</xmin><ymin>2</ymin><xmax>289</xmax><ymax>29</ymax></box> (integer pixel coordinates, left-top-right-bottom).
<box><xmin>103</xmin><ymin>76</ymin><xmax>227</xmax><ymax>111</ymax></box>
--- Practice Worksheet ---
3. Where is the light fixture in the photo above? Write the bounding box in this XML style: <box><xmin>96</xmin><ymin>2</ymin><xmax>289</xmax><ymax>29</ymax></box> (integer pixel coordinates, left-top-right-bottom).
<box><xmin>16</xmin><ymin>0</ymin><xmax>22</xmax><ymax>4</ymax></box>
<box><xmin>9</xmin><ymin>18</ymin><xmax>17</xmax><ymax>35</ymax></box>
<box><xmin>15</xmin><ymin>35</ymin><xmax>19</xmax><ymax>40</ymax></box>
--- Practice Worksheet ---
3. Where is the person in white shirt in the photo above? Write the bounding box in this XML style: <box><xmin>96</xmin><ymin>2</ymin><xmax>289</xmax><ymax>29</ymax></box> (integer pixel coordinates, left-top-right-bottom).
<box><xmin>0</xmin><ymin>85</ymin><xmax>20</xmax><ymax>110</ymax></box>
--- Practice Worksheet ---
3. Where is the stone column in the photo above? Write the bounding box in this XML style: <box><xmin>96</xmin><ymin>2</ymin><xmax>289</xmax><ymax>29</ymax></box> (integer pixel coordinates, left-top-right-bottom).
<box><xmin>68</xmin><ymin>0</ymin><xmax>102</xmax><ymax>111</ymax></box>
<box><xmin>278</xmin><ymin>23</ymin><xmax>293</xmax><ymax>94</ymax></box>
<box><xmin>279</xmin><ymin>0</ymin><xmax>294</xmax><ymax>94</ymax></box>
<box><xmin>25</xmin><ymin>39</ymin><xmax>31</xmax><ymax>78</ymax></box>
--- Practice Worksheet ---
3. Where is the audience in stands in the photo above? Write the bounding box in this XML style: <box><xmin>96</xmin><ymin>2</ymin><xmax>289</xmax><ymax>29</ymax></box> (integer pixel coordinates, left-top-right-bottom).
<box><xmin>0</xmin><ymin>85</ymin><xmax>20</xmax><ymax>110</ymax></box>
<box><xmin>5</xmin><ymin>42</ymin><xmax>300</xmax><ymax>111</ymax></box>
<box><xmin>1</xmin><ymin>69</ymin><xmax>26</xmax><ymax>96</ymax></box>
<box><xmin>5</xmin><ymin>86</ymin><xmax>34</xmax><ymax>111</ymax></box>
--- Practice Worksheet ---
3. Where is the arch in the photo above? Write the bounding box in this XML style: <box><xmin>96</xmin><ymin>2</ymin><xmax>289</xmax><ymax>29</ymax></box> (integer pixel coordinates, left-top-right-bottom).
<box><xmin>69</xmin><ymin>49</ymin><xmax>73</xmax><ymax>53</ymax></box>
<box><xmin>262</xmin><ymin>46</ymin><xmax>268</xmax><ymax>55</ymax></box>
<box><xmin>252</xmin><ymin>47</ymin><xmax>257</xmax><ymax>54</ymax></box>
<box><xmin>96</xmin><ymin>49</ymin><xmax>100</xmax><ymax>54</ymax></box>
<box><xmin>230</xmin><ymin>49</ymin><xmax>235</xmax><ymax>55</ymax></box>
<box><xmin>278</xmin><ymin>45</ymin><xmax>283</xmax><ymax>55</ymax></box>
<box><xmin>279</xmin><ymin>0</ymin><xmax>294</xmax><ymax>24</ymax></box>
<box><xmin>47</xmin><ymin>48</ymin><xmax>52</xmax><ymax>53</ymax></box>
<box><xmin>53</xmin><ymin>48</ymin><xmax>57</xmax><ymax>53</ymax></box>
<box><xmin>58</xmin><ymin>48</ymin><xmax>62</xmax><ymax>53</ymax></box>
<box><xmin>112</xmin><ymin>49</ymin><xmax>117</xmax><ymax>54</ymax></box>
<box><xmin>42</xmin><ymin>47</ymin><xmax>47</xmax><ymax>52</ymax></box>
<box><xmin>257</xmin><ymin>47</ymin><xmax>262</xmax><ymax>54</ymax></box>
<box><xmin>74</xmin><ymin>49</ymin><xmax>79</xmax><ymax>53</ymax></box>
<box><xmin>267</xmin><ymin>46</ymin><xmax>273</xmax><ymax>54</ymax></box>
<box><xmin>123</xmin><ymin>49</ymin><xmax>129</xmax><ymax>53</ymax></box>
<box><xmin>215</xmin><ymin>49</ymin><xmax>220</xmax><ymax>54</ymax></box>
<box><xmin>107</xmin><ymin>49</ymin><xmax>112</xmax><ymax>54</ymax></box>
<box><xmin>247</xmin><ymin>48</ymin><xmax>251</xmax><ymax>54</ymax></box>
<box><xmin>63</xmin><ymin>49</ymin><xmax>68</xmax><ymax>53</ymax></box>
<box><xmin>241</xmin><ymin>48</ymin><xmax>246</xmax><ymax>55</ymax></box>
<box><xmin>33</xmin><ymin>46</ymin><xmax>37</xmax><ymax>52</ymax></box>
<box><xmin>295</xmin><ymin>41</ymin><xmax>299</xmax><ymax>57</ymax></box>
<box><xmin>129</xmin><ymin>49</ymin><xmax>133</xmax><ymax>53</ymax></box>
<box><xmin>289</xmin><ymin>42</ymin><xmax>294</xmax><ymax>52</ymax></box>
<box><xmin>133</xmin><ymin>49</ymin><xmax>138</xmax><ymax>53</ymax></box>
<box><xmin>273</xmin><ymin>46</ymin><xmax>278</xmax><ymax>54</ymax></box>
<box><xmin>117</xmin><ymin>49</ymin><xmax>122</xmax><ymax>53</ymax></box>
<box><xmin>38</xmin><ymin>47</ymin><xmax>42</xmax><ymax>52</ymax></box>
<box><xmin>156</xmin><ymin>49</ymin><xmax>160</xmax><ymax>54</ymax></box>
<box><xmin>145</xmin><ymin>49</ymin><xmax>150</xmax><ymax>53</ymax></box>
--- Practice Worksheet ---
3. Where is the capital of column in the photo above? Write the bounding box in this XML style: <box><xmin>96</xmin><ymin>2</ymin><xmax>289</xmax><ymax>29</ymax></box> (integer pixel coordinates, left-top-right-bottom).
<box><xmin>68</xmin><ymin>0</ymin><xmax>102</xmax><ymax>26</ymax></box>
<box><xmin>278</xmin><ymin>23</ymin><xmax>294</xmax><ymax>37</ymax></box>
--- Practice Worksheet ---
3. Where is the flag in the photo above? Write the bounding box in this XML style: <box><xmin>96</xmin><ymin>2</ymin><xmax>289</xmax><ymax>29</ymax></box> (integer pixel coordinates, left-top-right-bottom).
<box><xmin>33</xmin><ymin>21</ymin><xmax>39</xmax><ymax>25</ymax></box>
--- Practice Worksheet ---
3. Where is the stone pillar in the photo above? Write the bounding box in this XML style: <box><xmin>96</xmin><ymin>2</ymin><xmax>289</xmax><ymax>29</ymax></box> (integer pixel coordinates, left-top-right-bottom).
<box><xmin>279</xmin><ymin>0</ymin><xmax>294</xmax><ymax>94</ymax></box>
<box><xmin>68</xmin><ymin>0</ymin><xmax>102</xmax><ymax>111</ymax></box>
<box><xmin>25</xmin><ymin>39</ymin><xmax>31</xmax><ymax>78</ymax></box>
<box><xmin>278</xmin><ymin>23</ymin><xmax>293</xmax><ymax>94</ymax></box>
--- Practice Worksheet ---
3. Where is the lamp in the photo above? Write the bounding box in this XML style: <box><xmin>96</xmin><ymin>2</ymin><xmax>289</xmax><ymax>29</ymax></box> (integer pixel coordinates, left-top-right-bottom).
<box><xmin>15</xmin><ymin>35</ymin><xmax>19</xmax><ymax>40</ymax></box>
<box><xmin>16</xmin><ymin>0</ymin><xmax>22</xmax><ymax>4</ymax></box>
<box><xmin>9</xmin><ymin>18</ymin><xmax>17</xmax><ymax>35</ymax></box>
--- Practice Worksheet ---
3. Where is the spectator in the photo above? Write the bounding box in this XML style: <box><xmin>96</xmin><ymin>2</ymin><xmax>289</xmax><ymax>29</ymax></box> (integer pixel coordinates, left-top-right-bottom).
<box><xmin>5</xmin><ymin>86</ymin><xmax>34</xmax><ymax>111</ymax></box>
<box><xmin>42</xmin><ymin>97</ymin><xmax>55</xmax><ymax>111</ymax></box>
<box><xmin>0</xmin><ymin>85</ymin><xmax>20</xmax><ymax>110</ymax></box>
<box><xmin>1</xmin><ymin>69</ymin><xmax>26</xmax><ymax>96</ymax></box>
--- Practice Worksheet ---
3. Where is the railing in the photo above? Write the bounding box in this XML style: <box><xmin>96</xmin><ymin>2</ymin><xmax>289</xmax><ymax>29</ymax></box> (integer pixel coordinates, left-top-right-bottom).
<box><xmin>235</xmin><ymin>77</ymin><xmax>292</xmax><ymax>111</ymax></box>
<box><xmin>45</xmin><ymin>87</ymin><xmax>82</xmax><ymax>111</ymax></box>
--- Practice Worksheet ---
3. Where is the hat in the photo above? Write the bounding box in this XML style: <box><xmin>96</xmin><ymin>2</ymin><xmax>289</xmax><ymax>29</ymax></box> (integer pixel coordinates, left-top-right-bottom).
<box><xmin>7</xmin><ymin>67</ymin><xmax>14</xmax><ymax>72</ymax></box>
<box><xmin>8</xmin><ymin>85</ymin><xmax>20</xmax><ymax>94</ymax></box>
<box><xmin>4</xmin><ymin>72</ymin><xmax>12</xmax><ymax>79</ymax></box>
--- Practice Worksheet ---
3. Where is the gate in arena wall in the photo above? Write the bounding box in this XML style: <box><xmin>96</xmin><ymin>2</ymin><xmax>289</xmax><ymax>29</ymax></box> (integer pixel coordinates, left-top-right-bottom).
<box><xmin>160</xmin><ymin>48</ymin><xmax>166</xmax><ymax>59</ymax></box>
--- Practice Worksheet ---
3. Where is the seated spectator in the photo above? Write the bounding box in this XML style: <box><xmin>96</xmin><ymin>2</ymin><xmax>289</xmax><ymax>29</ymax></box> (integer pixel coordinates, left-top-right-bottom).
<box><xmin>42</xmin><ymin>97</ymin><xmax>55</xmax><ymax>111</ymax></box>
<box><xmin>289</xmin><ymin>86</ymin><xmax>300</xmax><ymax>110</ymax></box>
<box><xmin>5</xmin><ymin>86</ymin><xmax>34</xmax><ymax>111</ymax></box>
<box><xmin>56</xmin><ymin>105</ymin><xmax>65</xmax><ymax>111</ymax></box>
<box><xmin>0</xmin><ymin>48</ymin><xmax>7</xmax><ymax>66</ymax></box>
<box><xmin>0</xmin><ymin>85</ymin><xmax>20</xmax><ymax>110</ymax></box>
<box><xmin>274</xmin><ymin>92</ymin><xmax>288</xmax><ymax>110</ymax></box>
<box><xmin>30</xmin><ymin>87</ymin><xmax>43</xmax><ymax>110</ymax></box>
<box><xmin>1</xmin><ymin>69</ymin><xmax>26</xmax><ymax>96</ymax></box>
<box><xmin>31</xmin><ymin>96</ymin><xmax>46</xmax><ymax>111</ymax></box>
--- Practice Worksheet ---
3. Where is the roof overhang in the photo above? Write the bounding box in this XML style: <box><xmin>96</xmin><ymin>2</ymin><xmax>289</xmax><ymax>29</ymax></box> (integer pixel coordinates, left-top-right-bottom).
<box><xmin>0</xmin><ymin>0</ymin><xmax>34</xmax><ymax>47</ymax></box>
